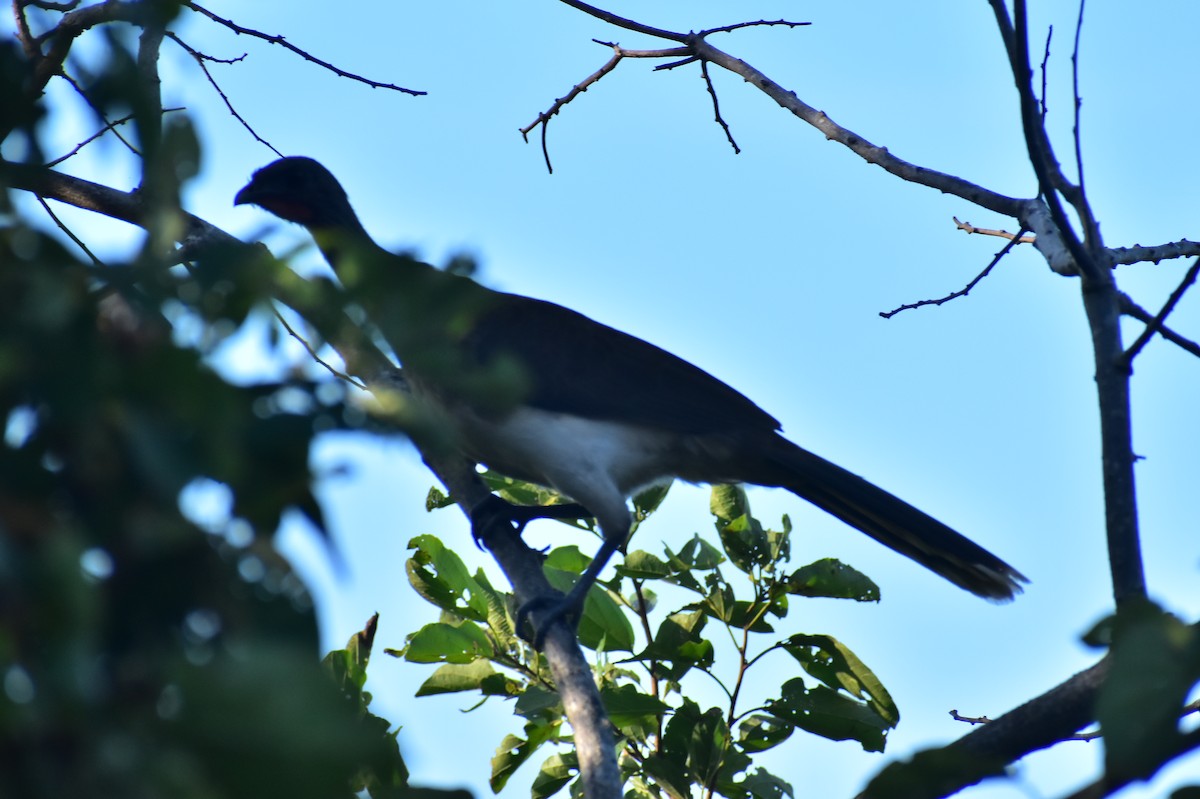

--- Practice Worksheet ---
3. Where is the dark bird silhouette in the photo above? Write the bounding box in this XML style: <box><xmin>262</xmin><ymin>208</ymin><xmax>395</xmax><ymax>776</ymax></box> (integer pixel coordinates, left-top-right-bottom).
<box><xmin>235</xmin><ymin>157</ymin><xmax>1026</xmax><ymax>644</ymax></box>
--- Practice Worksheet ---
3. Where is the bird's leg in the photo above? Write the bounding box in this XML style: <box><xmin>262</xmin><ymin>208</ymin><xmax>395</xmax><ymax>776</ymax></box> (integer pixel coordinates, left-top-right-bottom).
<box><xmin>517</xmin><ymin>525</ymin><xmax>626</xmax><ymax>650</ymax></box>
<box><xmin>469</xmin><ymin>494</ymin><xmax>593</xmax><ymax>549</ymax></box>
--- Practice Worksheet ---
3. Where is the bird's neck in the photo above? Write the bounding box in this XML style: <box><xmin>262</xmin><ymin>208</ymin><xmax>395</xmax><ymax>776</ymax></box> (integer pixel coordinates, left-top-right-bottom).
<box><xmin>308</xmin><ymin>218</ymin><xmax>385</xmax><ymax>274</ymax></box>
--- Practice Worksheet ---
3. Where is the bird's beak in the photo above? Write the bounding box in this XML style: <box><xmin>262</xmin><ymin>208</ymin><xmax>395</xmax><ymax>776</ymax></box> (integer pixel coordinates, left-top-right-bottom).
<box><xmin>233</xmin><ymin>183</ymin><xmax>259</xmax><ymax>207</ymax></box>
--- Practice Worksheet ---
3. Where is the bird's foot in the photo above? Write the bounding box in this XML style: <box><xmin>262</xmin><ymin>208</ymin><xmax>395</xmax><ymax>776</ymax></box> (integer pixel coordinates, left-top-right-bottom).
<box><xmin>515</xmin><ymin>591</ymin><xmax>584</xmax><ymax>651</ymax></box>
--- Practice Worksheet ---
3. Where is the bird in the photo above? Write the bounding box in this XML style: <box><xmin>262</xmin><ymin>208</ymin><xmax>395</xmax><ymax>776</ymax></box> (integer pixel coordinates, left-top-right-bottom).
<box><xmin>235</xmin><ymin>156</ymin><xmax>1027</xmax><ymax>645</ymax></box>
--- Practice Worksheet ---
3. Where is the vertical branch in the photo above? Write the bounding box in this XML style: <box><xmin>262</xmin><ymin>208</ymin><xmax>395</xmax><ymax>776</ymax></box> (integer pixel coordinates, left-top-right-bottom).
<box><xmin>994</xmin><ymin>0</ymin><xmax>1145</xmax><ymax>604</ymax></box>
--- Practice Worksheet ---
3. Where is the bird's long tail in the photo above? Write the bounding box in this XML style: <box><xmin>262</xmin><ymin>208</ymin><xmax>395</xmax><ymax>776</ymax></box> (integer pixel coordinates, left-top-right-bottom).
<box><xmin>758</xmin><ymin>437</ymin><xmax>1027</xmax><ymax>600</ymax></box>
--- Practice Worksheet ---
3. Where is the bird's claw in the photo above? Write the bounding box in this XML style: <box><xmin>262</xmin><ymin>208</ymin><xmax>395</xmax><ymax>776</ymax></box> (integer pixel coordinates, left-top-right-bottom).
<box><xmin>515</xmin><ymin>592</ymin><xmax>582</xmax><ymax>651</ymax></box>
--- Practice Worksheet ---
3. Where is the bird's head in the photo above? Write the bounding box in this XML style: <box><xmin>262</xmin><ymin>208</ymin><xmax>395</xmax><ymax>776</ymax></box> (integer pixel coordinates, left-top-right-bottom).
<box><xmin>234</xmin><ymin>156</ymin><xmax>358</xmax><ymax>230</ymax></box>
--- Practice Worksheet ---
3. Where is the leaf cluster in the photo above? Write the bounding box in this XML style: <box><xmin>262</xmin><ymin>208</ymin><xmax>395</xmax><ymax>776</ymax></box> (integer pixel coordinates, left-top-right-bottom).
<box><xmin>0</xmin><ymin>27</ymin><xmax>455</xmax><ymax>799</ymax></box>
<box><xmin>397</xmin><ymin>482</ymin><xmax>898</xmax><ymax>799</ymax></box>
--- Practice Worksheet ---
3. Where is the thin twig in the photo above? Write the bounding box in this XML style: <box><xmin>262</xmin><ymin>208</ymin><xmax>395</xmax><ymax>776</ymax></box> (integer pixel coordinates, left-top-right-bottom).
<box><xmin>45</xmin><ymin>107</ymin><xmax>184</xmax><ymax>167</ymax></box>
<box><xmin>168</xmin><ymin>33</ymin><xmax>283</xmax><ymax>158</ymax></box>
<box><xmin>700</xmin><ymin>19</ymin><xmax>811</xmax><ymax>36</ymax></box>
<box><xmin>700</xmin><ymin>60</ymin><xmax>739</xmax><ymax>154</ymax></box>
<box><xmin>880</xmin><ymin>228</ymin><xmax>1027</xmax><ymax>318</ymax></box>
<box><xmin>1118</xmin><ymin>294</ymin><xmax>1200</xmax><ymax>359</ymax></box>
<box><xmin>35</xmin><ymin>195</ymin><xmax>103</xmax><ymax>265</ymax></box>
<box><xmin>520</xmin><ymin>45</ymin><xmax>625</xmax><ymax>174</ymax></box>
<box><xmin>1120</xmin><ymin>257</ymin><xmax>1200</xmax><ymax>366</ymax></box>
<box><xmin>1039</xmin><ymin>25</ymin><xmax>1052</xmax><ymax>121</ymax></box>
<box><xmin>1071</xmin><ymin>0</ymin><xmax>1089</xmax><ymax>233</ymax></box>
<box><xmin>28</xmin><ymin>1</ymin><xmax>83</xmax><ymax>10</ymax></box>
<box><xmin>272</xmin><ymin>306</ymin><xmax>366</xmax><ymax>389</ymax></box>
<box><xmin>183</xmin><ymin>2</ymin><xmax>426</xmax><ymax>96</ymax></box>
<box><xmin>954</xmin><ymin>216</ymin><xmax>1036</xmax><ymax>243</ymax></box>
<box><xmin>58</xmin><ymin>72</ymin><xmax>139</xmax><ymax>155</ymax></box>
<box><xmin>951</xmin><ymin>710</ymin><xmax>1101</xmax><ymax>741</ymax></box>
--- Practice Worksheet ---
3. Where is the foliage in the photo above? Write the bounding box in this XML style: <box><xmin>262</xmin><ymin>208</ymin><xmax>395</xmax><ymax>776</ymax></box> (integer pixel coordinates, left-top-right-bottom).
<box><xmin>5</xmin><ymin>3</ymin><xmax>1200</xmax><ymax>799</ymax></box>
<box><xmin>0</xmin><ymin>15</ymin><xmax>453</xmax><ymax>799</ymax></box>
<box><xmin>398</xmin><ymin>481</ymin><xmax>896</xmax><ymax>799</ymax></box>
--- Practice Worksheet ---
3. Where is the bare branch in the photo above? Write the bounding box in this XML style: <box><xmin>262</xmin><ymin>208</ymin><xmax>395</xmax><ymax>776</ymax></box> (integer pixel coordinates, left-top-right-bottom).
<box><xmin>272</xmin><ymin>306</ymin><xmax>365</xmax><ymax>389</ymax></box>
<box><xmin>1118</xmin><ymin>294</ymin><xmax>1200</xmax><ymax>359</ymax></box>
<box><xmin>954</xmin><ymin>216</ymin><xmax>1037</xmax><ymax>243</ymax></box>
<box><xmin>700</xmin><ymin>60</ymin><xmax>739</xmax><ymax>154</ymax></box>
<box><xmin>1056</xmin><ymin>727</ymin><xmax>1200</xmax><ymax>799</ymax></box>
<box><xmin>1120</xmin><ymin>257</ymin><xmax>1200</xmax><ymax>366</ymax></box>
<box><xmin>689</xmin><ymin>36</ymin><xmax>1027</xmax><ymax>217</ymax></box>
<box><xmin>1110</xmin><ymin>239</ymin><xmax>1200</xmax><ymax>266</ymax></box>
<box><xmin>949</xmin><ymin>710</ymin><xmax>992</xmax><ymax>726</ymax></box>
<box><xmin>45</xmin><ymin>107</ymin><xmax>183</xmax><ymax>167</ymax></box>
<box><xmin>700</xmin><ymin>19</ymin><xmax>811</xmax><ymax>36</ymax></box>
<box><xmin>553</xmin><ymin>0</ymin><xmax>688</xmax><ymax>43</ymax></box>
<box><xmin>991</xmin><ymin>0</ymin><xmax>1145</xmax><ymax>606</ymax></box>
<box><xmin>1071</xmin><ymin>0</ymin><xmax>1090</xmax><ymax>238</ymax></box>
<box><xmin>35</xmin><ymin>194</ymin><xmax>102</xmax><ymax>265</ymax></box>
<box><xmin>951</xmin><ymin>710</ymin><xmax>1101</xmax><ymax>741</ymax></box>
<box><xmin>57</xmin><ymin>71</ymin><xmax>140</xmax><ymax>155</ymax></box>
<box><xmin>183</xmin><ymin>2</ymin><xmax>426</xmax><ymax>96</ymax></box>
<box><xmin>520</xmin><ymin>45</ymin><xmax>625</xmax><ymax>174</ymax></box>
<box><xmin>881</xmin><ymin>228</ymin><xmax>1027</xmax><ymax>318</ymax></box>
<box><xmin>1039</xmin><ymin>25</ymin><xmax>1052</xmax><ymax>120</ymax></box>
<box><xmin>27</xmin><ymin>0</ymin><xmax>82</xmax><ymax>10</ymax></box>
<box><xmin>22</xmin><ymin>1</ymin><xmax>153</xmax><ymax>100</ymax></box>
<box><xmin>168</xmin><ymin>33</ymin><xmax>283</xmax><ymax>158</ymax></box>
<box><xmin>859</xmin><ymin>654</ymin><xmax>1113</xmax><ymax>798</ymax></box>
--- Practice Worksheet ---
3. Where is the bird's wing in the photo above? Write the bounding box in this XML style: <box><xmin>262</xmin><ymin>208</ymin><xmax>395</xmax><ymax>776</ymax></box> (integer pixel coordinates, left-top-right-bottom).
<box><xmin>463</xmin><ymin>293</ymin><xmax>781</xmax><ymax>435</ymax></box>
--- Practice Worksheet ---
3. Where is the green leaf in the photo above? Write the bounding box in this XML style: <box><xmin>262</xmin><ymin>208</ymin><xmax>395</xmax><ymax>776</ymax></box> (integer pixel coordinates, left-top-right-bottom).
<box><xmin>491</xmin><ymin>720</ymin><xmax>563</xmax><ymax>793</ymax></box>
<box><xmin>416</xmin><ymin>660</ymin><xmax>521</xmax><ymax>697</ymax></box>
<box><xmin>710</xmin><ymin>484</ymin><xmax>750</xmax><ymax>522</ymax></box>
<box><xmin>736</xmin><ymin>715</ymin><xmax>794</xmax><ymax>754</ymax></box>
<box><xmin>531</xmin><ymin>752</ymin><xmax>577</xmax><ymax>799</ymax></box>
<box><xmin>633</xmin><ymin>482</ymin><xmax>672</xmax><ymax>520</ymax></box>
<box><xmin>717</xmin><ymin>766</ymin><xmax>794</xmax><ymax>799</ymax></box>
<box><xmin>710</xmin><ymin>485</ymin><xmax>783</xmax><ymax>574</ymax></box>
<box><xmin>659</xmin><ymin>699</ymin><xmax>738</xmax><ymax>788</ymax></box>
<box><xmin>618</xmin><ymin>550</ymin><xmax>673</xmax><ymax>580</ymax></box>
<box><xmin>639</xmin><ymin>610</ymin><xmax>714</xmax><ymax>679</ymax></box>
<box><xmin>402</xmin><ymin>622</ymin><xmax>493</xmax><ymax>664</ymax></box>
<box><xmin>787</xmin><ymin>558</ymin><xmax>880</xmax><ymax>601</ymax></box>
<box><xmin>544</xmin><ymin>544</ymin><xmax>591</xmax><ymax>574</ymax></box>
<box><xmin>781</xmin><ymin>633</ymin><xmax>898</xmax><ymax>725</ymax></box>
<box><xmin>701</xmin><ymin>586</ymin><xmax>775</xmax><ymax>633</ymax></box>
<box><xmin>1096</xmin><ymin>600</ymin><xmax>1200</xmax><ymax>781</ymax></box>
<box><xmin>425</xmin><ymin>485</ymin><xmax>455</xmax><ymax>511</ymax></box>
<box><xmin>406</xmin><ymin>535</ymin><xmax>490</xmax><ymax>621</ymax></box>
<box><xmin>601</xmin><ymin>684</ymin><xmax>670</xmax><ymax>741</ymax></box>
<box><xmin>674</xmin><ymin>534</ymin><xmax>725</xmax><ymax>571</ymax></box>
<box><xmin>766</xmin><ymin>678</ymin><xmax>893</xmax><ymax>752</ymax></box>
<box><xmin>515</xmin><ymin>685</ymin><xmax>564</xmax><ymax>721</ymax></box>
<box><xmin>642</xmin><ymin>753</ymin><xmax>693</xmax><ymax>799</ymax></box>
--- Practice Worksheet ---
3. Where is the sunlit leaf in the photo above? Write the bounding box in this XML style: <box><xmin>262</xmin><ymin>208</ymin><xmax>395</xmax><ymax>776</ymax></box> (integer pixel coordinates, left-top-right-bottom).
<box><xmin>786</xmin><ymin>558</ymin><xmax>879</xmax><ymax>601</ymax></box>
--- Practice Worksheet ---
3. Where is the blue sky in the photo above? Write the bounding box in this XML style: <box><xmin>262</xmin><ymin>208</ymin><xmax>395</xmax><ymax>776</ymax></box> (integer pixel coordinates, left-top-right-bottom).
<box><xmin>9</xmin><ymin>2</ymin><xmax>1199</xmax><ymax>797</ymax></box>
